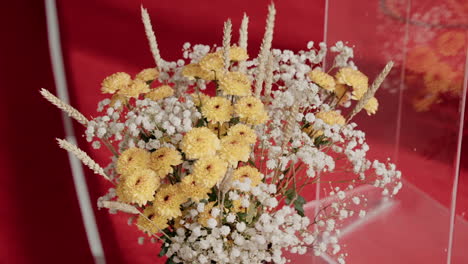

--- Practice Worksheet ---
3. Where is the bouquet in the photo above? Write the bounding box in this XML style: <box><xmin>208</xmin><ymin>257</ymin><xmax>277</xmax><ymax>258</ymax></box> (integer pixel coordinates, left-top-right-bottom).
<box><xmin>41</xmin><ymin>4</ymin><xmax>402</xmax><ymax>264</ymax></box>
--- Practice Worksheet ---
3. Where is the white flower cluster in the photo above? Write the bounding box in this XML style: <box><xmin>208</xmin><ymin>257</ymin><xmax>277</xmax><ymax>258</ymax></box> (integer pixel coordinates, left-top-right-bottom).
<box><xmin>166</xmin><ymin>183</ymin><xmax>314</xmax><ymax>264</ymax></box>
<box><xmin>86</xmin><ymin>96</ymin><xmax>200</xmax><ymax>152</ymax></box>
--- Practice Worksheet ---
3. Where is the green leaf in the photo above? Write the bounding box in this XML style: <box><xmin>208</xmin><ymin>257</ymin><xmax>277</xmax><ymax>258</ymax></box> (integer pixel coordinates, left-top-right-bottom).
<box><xmin>159</xmin><ymin>244</ymin><xmax>168</xmax><ymax>257</ymax></box>
<box><xmin>284</xmin><ymin>189</ymin><xmax>296</xmax><ymax>205</ymax></box>
<box><xmin>246</xmin><ymin>202</ymin><xmax>257</xmax><ymax>224</ymax></box>
<box><xmin>166</xmin><ymin>257</ymin><xmax>176</xmax><ymax>264</ymax></box>
<box><xmin>230</xmin><ymin>117</ymin><xmax>240</xmax><ymax>125</ymax></box>
<box><xmin>237</xmin><ymin>212</ymin><xmax>247</xmax><ymax>222</ymax></box>
<box><xmin>294</xmin><ymin>195</ymin><xmax>306</xmax><ymax>217</ymax></box>
<box><xmin>247</xmin><ymin>159</ymin><xmax>256</xmax><ymax>167</ymax></box>
<box><xmin>195</xmin><ymin>118</ymin><xmax>206</xmax><ymax>127</ymax></box>
<box><xmin>314</xmin><ymin>135</ymin><xmax>330</xmax><ymax>147</ymax></box>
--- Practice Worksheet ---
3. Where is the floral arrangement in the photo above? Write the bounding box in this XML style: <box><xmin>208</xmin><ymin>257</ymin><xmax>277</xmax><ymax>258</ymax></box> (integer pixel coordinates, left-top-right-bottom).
<box><xmin>41</xmin><ymin>4</ymin><xmax>402</xmax><ymax>264</ymax></box>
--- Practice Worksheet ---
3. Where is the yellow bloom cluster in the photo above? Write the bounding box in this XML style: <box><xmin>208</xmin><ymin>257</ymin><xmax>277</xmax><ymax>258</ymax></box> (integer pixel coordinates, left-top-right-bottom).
<box><xmin>335</xmin><ymin>67</ymin><xmax>368</xmax><ymax>100</ymax></box>
<box><xmin>308</xmin><ymin>68</ymin><xmax>336</xmax><ymax>91</ymax></box>
<box><xmin>207</xmin><ymin>122</ymin><xmax>229</xmax><ymax>136</ymax></box>
<box><xmin>316</xmin><ymin>110</ymin><xmax>346</xmax><ymax>126</ymax></box>
<box><xmin>192</xmin><ymin>92</ymin><xmax>210</xmax><ymax>107</ymax></box>
<box><xmin>227</xmin><ymin>124</ymin><xmax>257</xmax><ymax>144</ymax></box>
<box><xmin>149</xmin><ymin>147</ymin><xmax>183</xmax><ymax>178</ymax></box>
<box><xmin>137</xmin><ymin>206</ymin><xmax>168</xmax><ymax>235</ymax></box>
<box><xmin>182</xmin><ymin>63</ymin><xmax>215</xmax><ymax>81</ymax></box>
<box><xmin>199</xmin><ymin>53</ymin><xmax>224</xmax><ymax>79</ymax></box>
<box><xmin>181</xmin><ymin>127</ymin><xmax>221</xmax><ymax>160</ymax></box>
<box><xmin>101</xmin><ymin>72</ymin><xmax>132</xmax><ymax>94</ymax></box>
<box><xmin>234</xmin><ymin>96</ymin><xmax>268</xmax><ymax>125</ymax></box>
<box><xmin>116</xmin><ymin>147</ymin><xmax>151</xmax><ymax>175</ymax></box>
<box><xmin>217</xmin><ymin>46</ymin><xmax>249</xmax><ymax>61</ymax></box>
<box><xmin>201</xmin><ymin>96</ymin><xmax>233</xmax><ymax>123</ymax></box>
<box><xmin>192</xmin><ymin>157</ymin><xmax>228</xmax><ymax>188</ymax></box>
<box><xmin>153</xmin><ymin>184</ymin><xmax>186</xmax><ymax>218</ymax></box>
<box><xmin>219</xmin><ymin>135</ymin><xmax>251</xmax><ymax>166</ymax></box>
<box><xmin>135</xmin><ymin>68</ymin><xmax>159</xmax><ymax>82</ymax></box>
<box><xmin>145</xmin><ymin>85</ymin><xmax>174</xmax><ymax>101</ymax></box>
<box><xmin>219</xmin><ymin>72</ymin><xmax>252</xmax><ymax>96</ymax></box>
<box><xmin>117</xmin><ymin>169</ymin><xmax>160</xmax><ymax>206</ymax></box>
<box><xmin>109</xmin><ymin>94</ymin><xmax>128</xmax><ymax>109</ymax></box>
<box><xmin>119</xmin><ymin>79</ymin><xmax>151</xmax><ymax>98</ymax></box>
<box><xmin>180</xmin><ymin>175</ymin><xmax>211</xmax><ymax>202</ymax></box>
<box><xmin>233</xmin><ymin>166</ymin><xmax>263</xmax><ymax>187</ymax></box>
<box><xmin>364</xmin><ymin>97</ymin><xmax>379</xmax><ymax>115</ymax></box>
<box><xmin>334</xmin><ymin>83</ymin><xmax>351</xmax><ymax>105</ymax></box>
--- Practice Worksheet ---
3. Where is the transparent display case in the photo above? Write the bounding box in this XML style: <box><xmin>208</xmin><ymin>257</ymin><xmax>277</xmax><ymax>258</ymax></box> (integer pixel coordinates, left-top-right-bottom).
<box><xmin>300</xmin><ymin>0</ymin><xmax>468</xmax><ymax>263</ymax></box>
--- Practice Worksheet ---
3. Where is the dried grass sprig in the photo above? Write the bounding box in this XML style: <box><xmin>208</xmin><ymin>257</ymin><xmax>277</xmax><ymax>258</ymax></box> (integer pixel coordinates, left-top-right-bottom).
<box><xmin>40</xmin><ymin>88</ymin><xmax>88</xmax><ymax>126</ymax></box>
<box><xmin>99</xmin><ymin>201</ymin><xmax>140</xmax><ymax>214</ymax></box>
<box><xmin>238</xmin><ymin>13</ymin><xmax>249</xmax><ymax>73</ymax></box>
<box><xmin>255</xmin><ymin>3</ymin><xmax>276</xmax><ymax>97</ymax></box>
<box><xmin>141</xmin><ymin>6</ymin><xmax>164</xmax><ymax>72</ymax></box>
<box><xmin>263</xmin><ymin>52</ymin><xmax>274</xmax><ymax>103</ymax></box>
<box><xmin>57</xmin><ymin>138</ymin><xmax>111</xmax><ymax>182</ymax></box>
<box><xmin>347</xmin><ymin>61</ymin><xmax>394</xmax><ymax>121</ymax></box>
<box><xmin>222</xmin><ymin>19</ymin><xmax>232</xmax><ymax>71</ymax></box>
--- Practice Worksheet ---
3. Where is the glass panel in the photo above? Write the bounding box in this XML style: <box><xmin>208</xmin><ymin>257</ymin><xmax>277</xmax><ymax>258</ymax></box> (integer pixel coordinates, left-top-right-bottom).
<box><xmin>313</xmin><ymin>0</ymin><xmax>468</xmax><ymax>263</ymax></box>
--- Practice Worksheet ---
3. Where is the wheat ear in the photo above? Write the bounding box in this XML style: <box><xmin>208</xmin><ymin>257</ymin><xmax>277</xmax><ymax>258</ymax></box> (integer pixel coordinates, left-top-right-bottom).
<box><xmin>255</xmin><ymin>3</ymin><xmax>276</xmax><ymax>97</ymax></box>
<box><xmin>57</xmin><ymin>138</ymin><xmax>111</xmax><ymax>182</ymax></box>
<box><xmin>348</xmin><ymin>61</ymin><xmax>394</xmax><ymax>121</ymax></box>
<box><xmin>99</xmin><ymin>201</ymin><xmax>140</xmax><ymax>214</ymax></box>
<box><xmin>222</xmin><ymin>19</ymin><xmax>232</xmax><ymax>71</ymax></box>
<box><xmin>141</xmin><ymin>6</ymin><xmax>164</xmax><ymax>72</ymax></box>
<box><xmin>40</xmin><ymin>88</ymin><xmax>88</xmax><ymax>126</ymax></box>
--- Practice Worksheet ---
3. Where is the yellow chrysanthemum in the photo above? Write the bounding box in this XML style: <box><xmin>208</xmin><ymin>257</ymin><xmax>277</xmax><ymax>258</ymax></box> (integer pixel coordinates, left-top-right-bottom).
<box><xmin>364</xmin><ymin>97</ymin><xmax>379</xmax><ymax>115</ymax></box>
<box><xmin>227</xmin><ymin>124</ymin><xmax>257</xmax><ymax>145</ymax></box>
<box><xmin>180</xmin><ymin>175</ymin><xmax>211</xmax><ymax>202</ymax></box>
<box><xmin>182</xmin><ymin>63</ymin><xmax>215</xmax><ymax>81</ymax></box>
<box><xmin>199</xmin><ymin>53</ymin><xmax>224</xmax><ymax>79</ymax></box>
<box><xmin>101</xmin><ymin>72</ymin><xmax>132</xmax><ymax>94</ymax></box>
<box><xmin>217</xmin><ymin>46</ymin><xmax>249</xmax><ymax>61</ymax></box>
<box><xmin>137</xmin><ymin>206</ymin><xmax>169</xmax><ymax>235</ymax></box>
<box><xmin>316</xmin><ymin>110</ymin><xmax>346</xmax><ymax>126</ymax></box>
<box><xmin>335</xmin><ymin>67</ymin><xmax>368</xmax><ymax>100</ymax></box>
<box><xmin>118</xmin><ymin>79</ymin><xmax>151</xmax><ymax>98</ymax></box>
<box><xmin>308</xmin><ymin>68</ymin><xmax>336</xmax><ymax>91</ymax></box>
<box><xmin>149</xmin><ymin>147</ymin><xmax>183</xmax><ymax>178</ymax></box>
<box><xmin>191</xmin><ymin>92</ymin><xmax>210</xmax><ymax>107</ymax></box>
<box><xmin>181</xmin><ymin>127</ymin><xmax>221</xmax><ymax>160</ymax></box>
<box><xmin>198</xmin><ymin>202</ymin><xmax>216</xmax><ymax>227</ymax></box>
<box><xmin>233</xmin><ymin>166</ymin><xmax>263</xmax><ymax>187</ymax></box>
<box><xmin>135</xmin><ymin>68</ymin><xmax>159</xmax><ymax>82</ymax></box>
<box><xmin>145</xmin><ymin>85</ymin><xmax>174</xmax><ymax>101</ymax></box>
<box><xmin>219</xmin><ymin>72</ymin><xmax>252</xmax><ymax>96</ymax></box>
<box><xmin>109</xmin><ymin>93</ymin><xmax>128</xmax><ymax>109</ymax></box>
<box><xmin>207</xmin><ymin>122</ymin><xmax>229</xmax><ymax>136</ymax></box>
<box><xmin>116</xmin><ymin>148</ymin><xmax>151</xmax><ymax>175</ymax></box>
<box><xmin>116</xmin><ymin>169</ymin><xmax>160</xmax><ymax>206</ymax></box>
<box><xmin>234</xmin><ymin>96</ymin><xmax>269</xmax><ymax>125</ymax></box>
<box><xmin>219</xmin><ymin>135</ymin><xmax>251</xmax><ymax>166</ymax></box>
<box><xmin>192</xmin><ymin>157</ymin><xmax>228</xmax><ymax>188</ymax></box>
<box><xmin>153</xmin><ymin>184</ymin><xmax>185</xmax><ymax>219</ymax></box>
<box><xmin>231</xmin><ymin>199</ymin><xmax>246</xmax><ymax>213</ymax></box>
<box><xmin>334</xmin><ymin>83</ymin><xmax>351</xmax><ymax>105</ymax></box>
<box><xmin>201</xmin><ymin>96</ymin><xmax>233</xmax><ymax>123</ymax></box>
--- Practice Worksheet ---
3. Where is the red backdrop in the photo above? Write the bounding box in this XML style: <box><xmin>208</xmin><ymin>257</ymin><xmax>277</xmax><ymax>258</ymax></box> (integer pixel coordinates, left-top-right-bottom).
<box><xmin>1</xmin><ymin>1</ymin><xmax>324</xmax><ymax>263</ymax></box>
